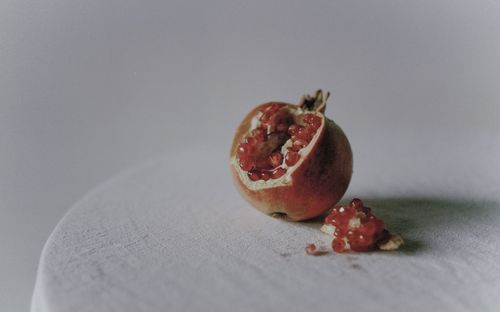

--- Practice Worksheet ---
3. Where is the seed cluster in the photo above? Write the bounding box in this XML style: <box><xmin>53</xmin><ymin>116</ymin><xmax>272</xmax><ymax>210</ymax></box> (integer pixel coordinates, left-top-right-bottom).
<box><xmin>324</xmin><ymin>198</ymin><xmax>387</xmax><ymax>252</ymax></box>
<box><xmin>237</xmin><ymin>103</ymin><xmax>322</xmax><ymax>182</ymax></box>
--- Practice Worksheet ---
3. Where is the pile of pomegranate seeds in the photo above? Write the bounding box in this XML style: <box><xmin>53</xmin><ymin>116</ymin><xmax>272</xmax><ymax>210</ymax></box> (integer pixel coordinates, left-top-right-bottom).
<box><xmin>321</xmin><ymin>198</ymin><xmax>402</xmax><ymax>253</ymax></box>
<box><xmin>237</xmin><ymin>103</ymin><xmax>322</xmax><ymax>182</ymax></box>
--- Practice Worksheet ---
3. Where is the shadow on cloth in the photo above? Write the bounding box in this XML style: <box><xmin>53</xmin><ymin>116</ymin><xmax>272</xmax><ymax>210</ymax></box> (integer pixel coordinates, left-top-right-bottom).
<box><xmin>298</xmin><ymin>197</ymin><xmax>497</xmax><ymax>254</ymax></box>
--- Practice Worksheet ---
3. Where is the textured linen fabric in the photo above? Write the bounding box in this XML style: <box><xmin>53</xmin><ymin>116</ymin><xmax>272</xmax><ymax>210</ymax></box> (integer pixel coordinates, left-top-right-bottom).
<box><xmin>31</xmin><ymin>145</ymin><xmax>500</xmax><ymax>312</ymax></box>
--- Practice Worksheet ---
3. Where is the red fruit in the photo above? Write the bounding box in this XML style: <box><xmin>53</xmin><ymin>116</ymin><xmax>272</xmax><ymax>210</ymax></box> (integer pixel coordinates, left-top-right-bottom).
<box><xmin>229</xmin><ymin>90</ymin><xmax>353</xmax><ymax>221</ymax></box>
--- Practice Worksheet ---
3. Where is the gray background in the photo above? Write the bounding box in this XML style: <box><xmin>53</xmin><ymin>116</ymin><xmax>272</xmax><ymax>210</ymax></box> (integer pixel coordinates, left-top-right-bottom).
<box><xmin>1</xmin><ymin>0</ymin><xmax>499</xmax><ymax>311</ymax></box>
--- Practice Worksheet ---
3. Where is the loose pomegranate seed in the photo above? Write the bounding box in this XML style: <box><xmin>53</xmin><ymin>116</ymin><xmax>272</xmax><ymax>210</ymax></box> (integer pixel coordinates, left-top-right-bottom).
<box><xmin>359</xmin><ymin>220</ymin><xmax>376</xmax><ymax>236</ymax></box>
<box><xmin>271</xmin><ymin>167</ymin><xmax>286</xmax><ymax>179</ymax></box>
<box><xmin>325</xmin><ymin>209</ymin><xmax>337</xmax><ymax>225</ymax></box>
<box><xmin>332</xmin><ymin>238</ymin><xmax>346</xmax><ymax>253</ymax></box>
<box><xmin>346</xmin><ymin>229</ymin><xmax>356</xmax><ymax>241</ymax></box>
<box><xmin>356</xmin><ymin>234</ymin><xmax>372</xmax><ymax>247</ymax></box>
<box><xmin>285</xmin><ymin>151</ymin><xmax>300</xmax><ymax>166</ymax></box>
<box><xmin>268</xmin><ymin>152</ymin><xmax>284</xmax><ymax>168</ymax></box>
<box><xmin>351</xmin><ymin>198</ymin><xmax>363</xmax><ymax>209</ymax></box>
<box><xmin>248</xmin><ymin>171</ymin><xmax>260</xmax><ymax>181</ymax></box>
<box><xmin>305</xmin><ymin>243</ymin><xmax>317</xmax><ymax>255</ymax></box>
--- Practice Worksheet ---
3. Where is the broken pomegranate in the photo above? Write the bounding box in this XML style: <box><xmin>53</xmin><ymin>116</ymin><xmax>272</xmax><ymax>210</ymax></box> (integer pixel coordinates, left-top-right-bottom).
<box><xmin>229</xmin><ymin>90</ymin><xmax>353</xmax><ymax>221</ymax></box>
<box><xmin>321</xmin><ymin>198</ymin><xmax>403</xmax><ymax>252</ymax></box>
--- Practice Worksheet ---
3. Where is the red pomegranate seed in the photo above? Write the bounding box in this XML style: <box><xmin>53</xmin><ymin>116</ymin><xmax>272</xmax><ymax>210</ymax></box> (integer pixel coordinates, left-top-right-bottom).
<box><xmin>351</xmin><ymin>198</ymin><xmax>363</xmax><ymax>209</ymax></box>
<box><xmin>285</xmin><ymin>151</ymin><xmax>300</xmax><ymax>166</ymax></box>
<box><xmin>346</xmin><ymin>229</ymin><xmax>356</xmax><ymax>241</ymax></box>
<box><xmin>255</xmin><ymin>157</ymin><xmax>273</xmax><ymax>170</ymax></box>
<box><xmin>295</xmin><ymin>127</ymin><xmax>314</xmax><ymax>142</ymax></box>
<box><xmin>237</xmin><ymin>142</ymin><xmax>255</xmax><ymax>157</ymax></box>
<box><xmin>357</xmin><ymin>234</ymin><xmax>373</xmax><ymax>247</ymax></box>
<box><xmin>260</xmin><ymin>171</ymin><xmax>271</xmax><ymax>181</ymax></box>
<box><xmin>248</xmin><ymin>171</ymin><xmax>260</xmax><ymax>181</ymax></box>
<box><xmin>271</xmin><ymin>167</ymin><xmax>286</xmax><ymax>179</ymax></box>
<box><xmin>305</xmin><ymin>243</ymin><xmax>317</xmax><ymax>255</ymax></box>
<box><xmin>332</xmin><ymin>238</ymin><xmax>346</xmax><ymax>253</ymax></box>
<box><xmin>359</xmin><ymin>221</ymin><xmax>376</xmax><ymax>236</ymax></box>
<box><xmin>239</xmin><ymin>158</ymin><xmax>255</xmax><ymax>171</ymax></box>
<box><xmin>268</xmin><ymin>152</ymin><xmax>284</xmax><ymax>168</ymax></box>
<box><xmin>325</xmin><ymin>207</ymin><xmax>339</xmax><ymax>224</ymax></box>
<box><xmin>338</xmin><ymin>205</ymin><xmax>356</xmax><ymax>219</ymax></box>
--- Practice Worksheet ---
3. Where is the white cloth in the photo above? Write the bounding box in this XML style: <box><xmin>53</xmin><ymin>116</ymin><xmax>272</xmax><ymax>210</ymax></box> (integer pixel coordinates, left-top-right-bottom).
<box><xmin>31</xmin><ymin>145</ymin><xmax>500</xmax><ymax>312</ymax></box>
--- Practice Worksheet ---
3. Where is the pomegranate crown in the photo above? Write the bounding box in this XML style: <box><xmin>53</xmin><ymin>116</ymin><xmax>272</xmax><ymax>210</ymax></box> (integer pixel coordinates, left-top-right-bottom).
<box><xmin>299</xmin><ymin>90</ymin><xmax>330</xmax><ymax>113</ymax></box>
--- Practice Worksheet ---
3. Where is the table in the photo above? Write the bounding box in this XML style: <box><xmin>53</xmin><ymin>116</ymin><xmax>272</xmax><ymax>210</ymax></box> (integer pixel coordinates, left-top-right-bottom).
<box><xmin>31</xmin><ymin>145</ymin><xmax>500</xmax><ymax>312</ymax></box>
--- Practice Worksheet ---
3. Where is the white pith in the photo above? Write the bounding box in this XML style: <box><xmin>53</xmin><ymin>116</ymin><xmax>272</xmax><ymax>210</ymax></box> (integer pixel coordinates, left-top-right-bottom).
<box><xmin>231</xmin><ymin>108</ymin><xmax>324</xmax><ymax>191</ymax></box>
<box><xmin>320</xmin><ymin>224</ymin><xmax>335</xmax><ymax>235</ymax></box>
<box><xmin>378</xmin><ymin>234</ymin><xmax>404</xmax><ymax>251</ymax></box>
<box><xmin>319</xmin><ymin>216</ymin><xmax>362</xmax><ymax>236</ymax></box>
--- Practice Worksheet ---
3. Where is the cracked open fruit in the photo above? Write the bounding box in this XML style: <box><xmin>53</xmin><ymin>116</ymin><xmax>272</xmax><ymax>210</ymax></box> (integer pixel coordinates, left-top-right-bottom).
<box><xmin>229</xmin><ymin>90</ymin><xmax>353</xmax><ymax>221</ymax></box>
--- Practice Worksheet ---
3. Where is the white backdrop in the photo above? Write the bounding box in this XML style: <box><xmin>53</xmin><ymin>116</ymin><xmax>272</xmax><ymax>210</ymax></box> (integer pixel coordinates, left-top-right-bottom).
<box><xmin>1</xmin><ymin>1</ymin><xmax>499</xmax><ymax>311</ymax></box>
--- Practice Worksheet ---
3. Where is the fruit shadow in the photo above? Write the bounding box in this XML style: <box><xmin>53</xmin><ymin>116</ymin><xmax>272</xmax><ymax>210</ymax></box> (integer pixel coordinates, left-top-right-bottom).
<box><xmin>297</xmin><ymin>197</ymin><xmax>496</xmax><ymax>254</ymax></box>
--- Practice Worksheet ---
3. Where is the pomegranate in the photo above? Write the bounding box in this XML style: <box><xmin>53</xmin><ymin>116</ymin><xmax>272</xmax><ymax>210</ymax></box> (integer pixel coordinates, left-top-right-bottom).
<box><xmin>321</xmin><ymin>198</ymin><xmax>404</xmax><ymax>252</ymax></box>
<box><xmin>229</xmin><ymin>90</ymin><xmax>353</xmax><ymax>221</ymax></box>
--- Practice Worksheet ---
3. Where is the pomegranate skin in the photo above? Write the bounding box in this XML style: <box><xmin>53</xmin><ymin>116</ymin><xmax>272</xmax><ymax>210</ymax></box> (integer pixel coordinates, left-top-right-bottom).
<box><xmin>230</xmin><ymin>98</ymin><xmax>353</xmax><ymax>221</ymax></box>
